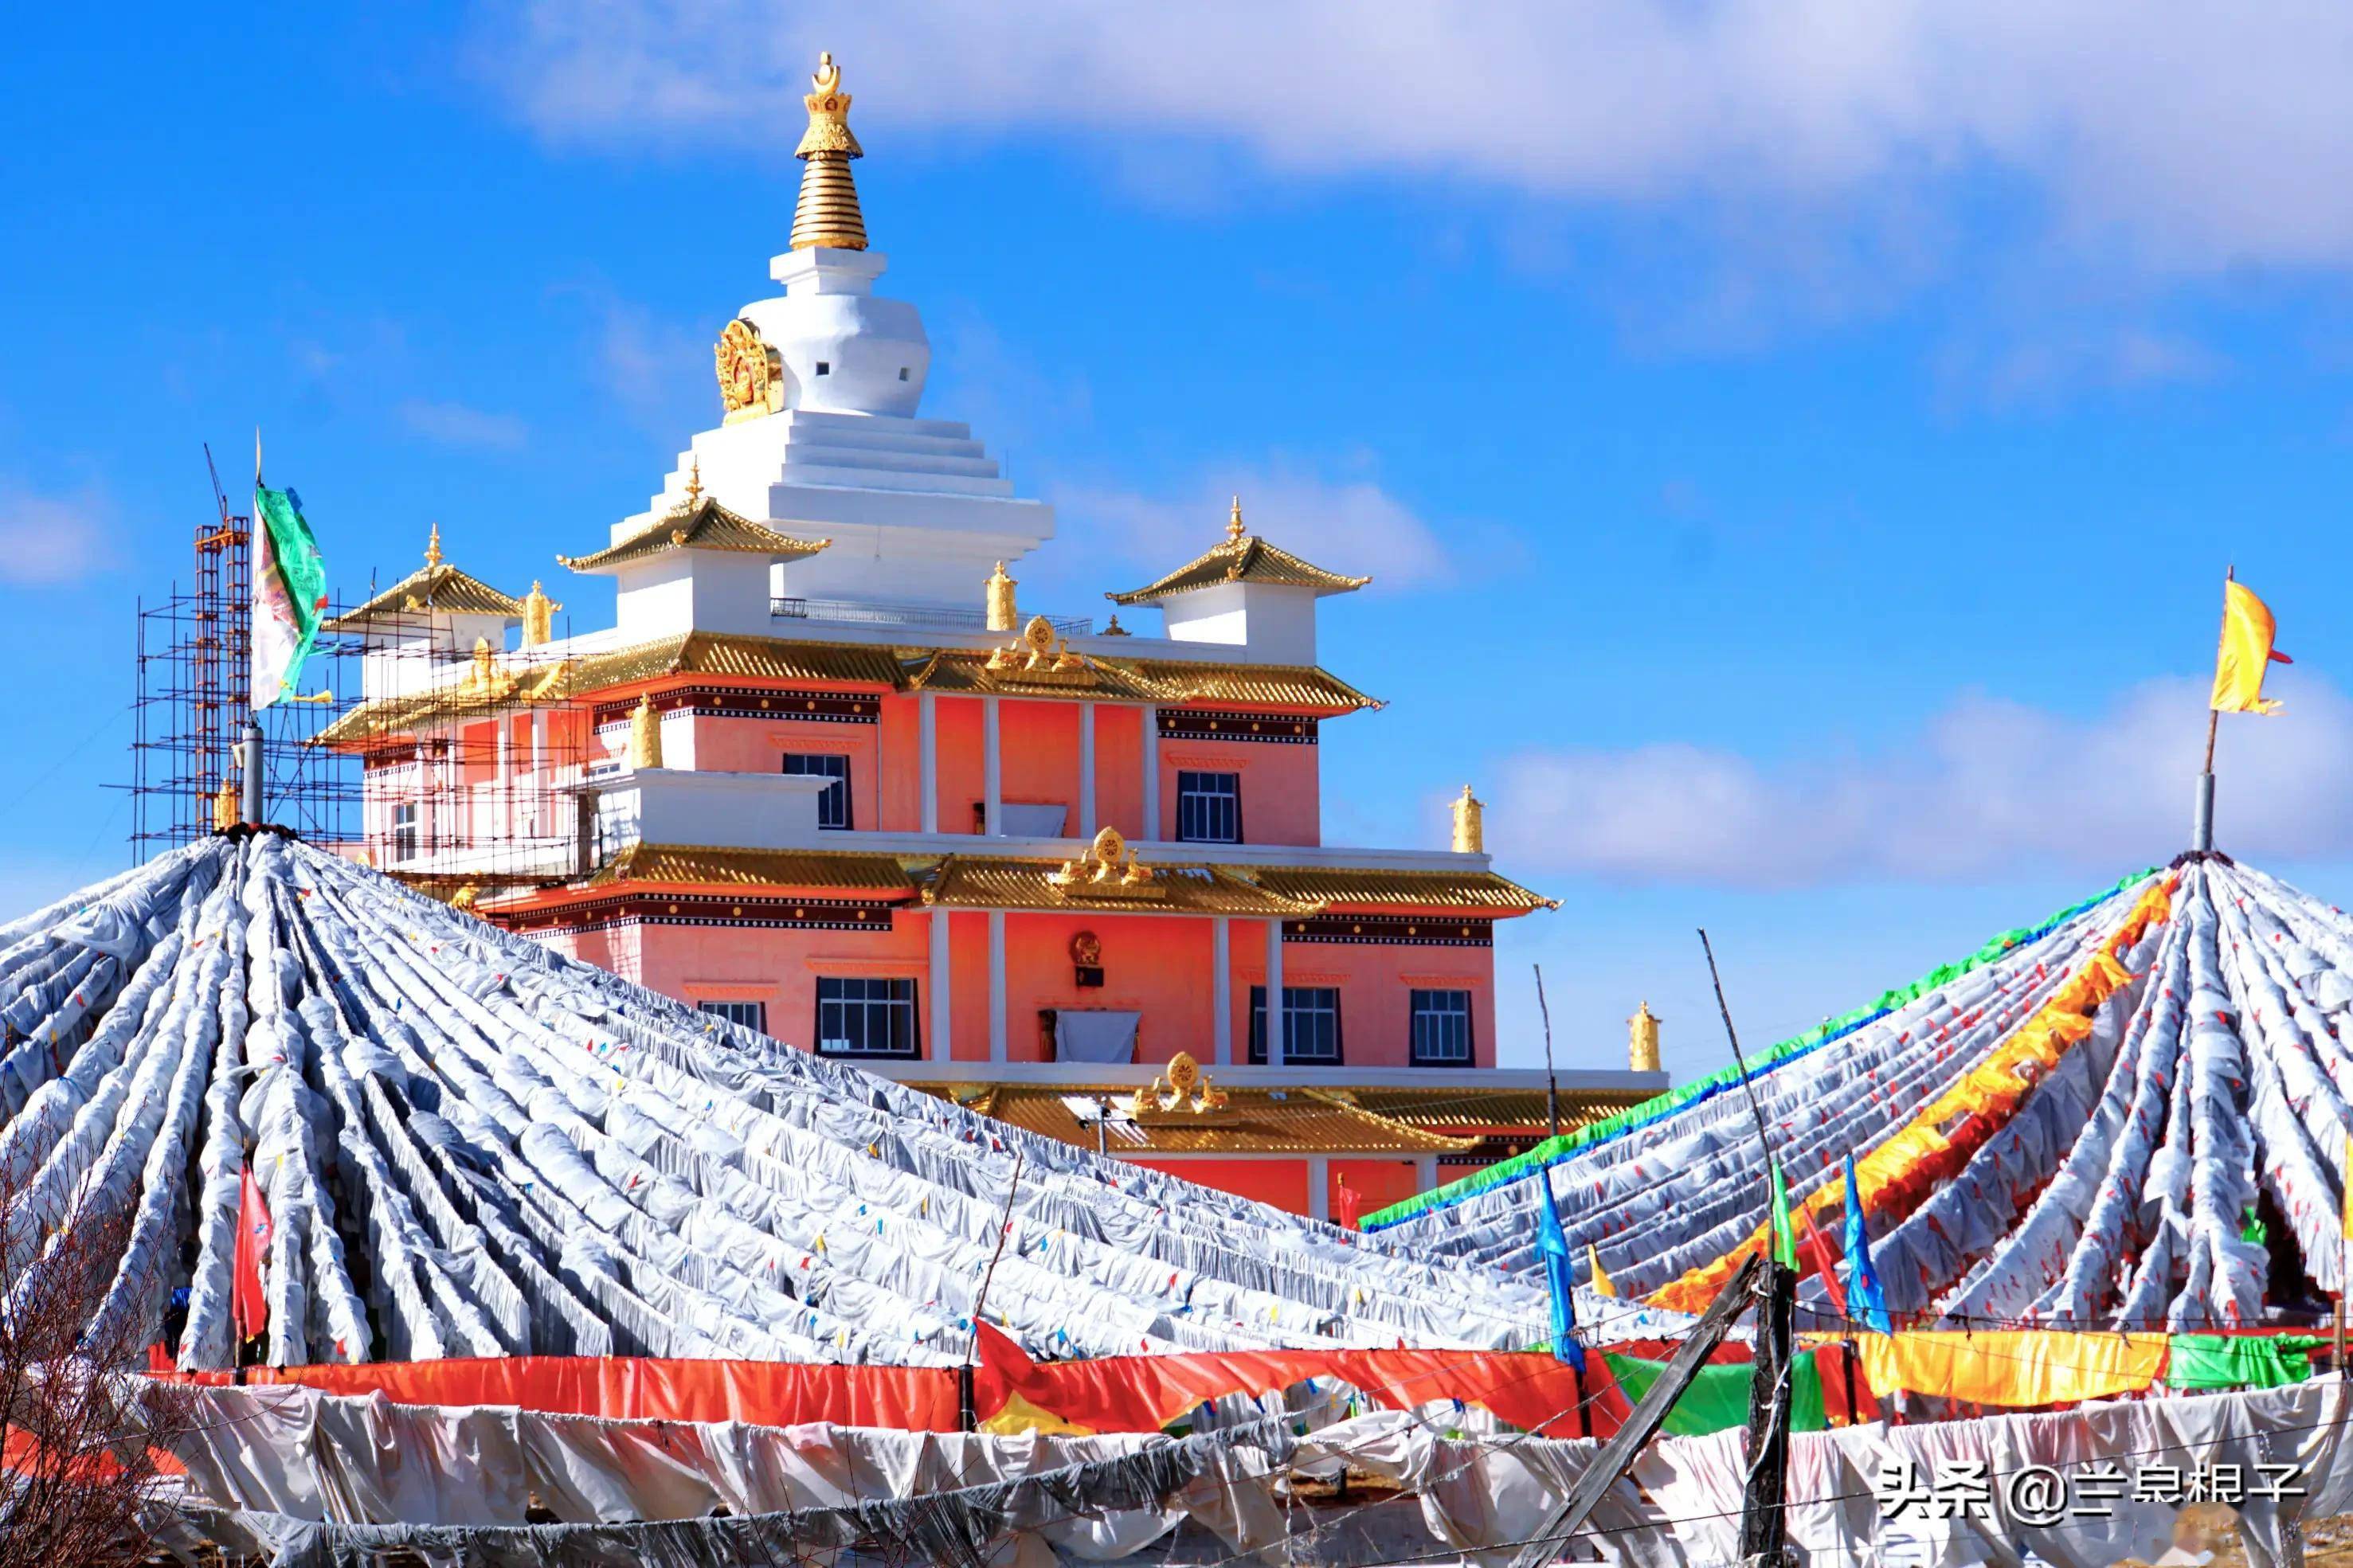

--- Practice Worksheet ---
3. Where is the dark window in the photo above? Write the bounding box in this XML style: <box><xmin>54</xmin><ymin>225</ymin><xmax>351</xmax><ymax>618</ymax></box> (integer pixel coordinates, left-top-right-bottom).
<box><xmin>816</xmin><ymin>977</ymin><xmax>919</xmax><ymax>1058</ymax></box>
<box><xmin>1176</xmin><ymin>770</ymin><xmax>1241</xmax><ymax>843</ymax></box>
<box><xmin>392</xmin><ymin>802</ymin><xmax>419</xmax><ymax>862</ymax></box>
<box><xmin>1410</xmin><ymin>989</ymin><xmax>1474</xmax><ymax>1066</ymax></box>
<box><xmin>698</xmin><ymin>999</ymin><xmax>768</xmax><ymax>1034</ymax></box>
<box><xmin>815</xmin><ymin>360</ymin><xmax>832</xmax><ymax>376</ymax></box>
<box><xmin>898</xmin><ymin>366</ymin><xmax>910</xmax><ymax>381</ymax></box>
<box><xmin>782</xmin><ymin>753</ymin><xmax>852</xmax><ymax>829</ymax></box>
<box><xmin>1248</xmin><ymin>985</ymin><xmax>1341</xmax><ymax>1065</ymax></box>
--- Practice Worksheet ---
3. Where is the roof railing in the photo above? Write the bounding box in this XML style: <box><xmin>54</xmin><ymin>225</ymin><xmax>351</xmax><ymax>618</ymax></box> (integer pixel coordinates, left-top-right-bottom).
<box><xmin>772</xmin><ymin>596</ymin><xmax>1092</xmax><ymax>636</ymax></box>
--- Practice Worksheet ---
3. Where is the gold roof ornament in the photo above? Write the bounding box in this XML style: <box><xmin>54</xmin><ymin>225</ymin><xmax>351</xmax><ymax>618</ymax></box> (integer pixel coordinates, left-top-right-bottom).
<box><xmin>1630</xmin><ymin>1000</ymin><xmax>1662</xmax><ymax>1074</ymax></box>
<box><xmin>1225</xmin><ymin>495</ymin><xmax>1247</xmax><ymax>545</ymax></box>
<box><xmin>450</xmin><ymin>882</ymin><xmax>482</xmax><ymax>918</ymax></box>
<box><xmin>470</xmin><ymin>635</ymin><xmax>497</xmax><ymax>689</ymax></box>
<box><xmin>1102</xmin><ymin>612</ymin><xmax>1129</xmax><ymax>636</ymax></box>
<box><xmin>985</xmin><ymin>561</ymin><xmax>1018</xmax><ymax>633</ymax></box>
<box><xmin>985</xmin><ymin>613</ymin><xmax>1083</xmax><ymax>676</ymax></box>
<box><xmin>521</xmin><ymin>581</ymin><xmax>560</xmax><ymax>648</ymax></box>
<box><xmin>627</xmin><ymin>694</ymin><xmax>664</xmax><ymax>769</ymax></box>
<box><xmin>558</xmin><ymin>497</ymin><xmax>828</xmax><ymax>573</ymax></box>
<box><xmin>212</xmin><ymin>774</ymin><xmax>240</xmax><ymax>833</ymax></box>
<box><xmin>1107</xmin><ymin>500</ymin><xmax>1372</xmax><ymax>607</ymax></box>
<box><xmin>424</xmin><ymin>522</ymin><xmax>444</xmax><ymax>569</ymax></box>
<box><xmin>1451</xmin><ymin>784</ymin><xmax>1485</xmax><ymax>854</ymax></box>
<box><xmin>1132</xmin><ymin>1050</ymin><xmax>1229</xmax><ymax>1117</ymax></box>
<box><xmin>790</xmin><ymin>52</ymin><xmax>867</xmax><ymax>251</ymax></box>
<box><xmin>1050</xmin><ymin>826</ymin><xmax>1153</xmax><ymax>892</ymax></box>
<box><xmin>716</xmin><ymin>319</ymin><xmax>787</xmax><ymax>424</ymax></box>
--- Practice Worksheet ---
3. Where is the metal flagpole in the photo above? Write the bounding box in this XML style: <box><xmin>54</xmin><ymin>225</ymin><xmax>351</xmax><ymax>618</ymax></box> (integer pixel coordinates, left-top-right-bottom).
<box><xmin>2193</xmin><ymin>565</ymin><xmax>2234</xmax><ymax>854</ymax></box>
<box><xmin>1533</xmin><ymin>964</ymin><xmax>1561</xmax><ymax>1140</ymax></box>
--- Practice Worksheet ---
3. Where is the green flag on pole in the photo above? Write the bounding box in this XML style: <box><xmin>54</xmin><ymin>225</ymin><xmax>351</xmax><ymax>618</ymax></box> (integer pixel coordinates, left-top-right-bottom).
<box><xmin>1768</xmin><ymin>1159</ymin><xmax>1799</xmax><ymax>1271</ymax></box>
<box><xmin>251</xmin><ymin>480</ymin><xmax>327</xmax><ymax>709</ymax></box>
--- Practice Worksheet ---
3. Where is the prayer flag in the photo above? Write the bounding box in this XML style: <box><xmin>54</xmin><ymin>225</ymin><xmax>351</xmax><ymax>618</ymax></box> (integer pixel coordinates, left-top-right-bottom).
<box><xmin>251</xmin><ymin>454</ymin><xmax>328</xmax><ymax>709</ymax></box>
<box><xmin>2341</xmin><ymin>1132</ymin><xmax>2353</xmax><ymax>1242</ymax></box>
<box><xmin>1842</xmin><ymin>1155</ymin><xmax>1892</xmax><ymax>1333</ymax></box>
<box><xmin>1587</xmin><ymin>1242</ymin><xmax>1617</xmax><ymax>1298</ymax></box>
<box><xmin>1534</xmin><ymin>1173</ymin><xmax>1585</xmax><ymax>1373</ymax></box>
<box><xmin>2211</xmin><ymin>579</ymin><xmax>2289</xmax><ymax>716</ymax></box>
<box><xmin>1768</xmin><ymin>1159</ymin><xmax>1799</xmax><ymax>1271</ymax></box>
<box><xmin>233</xmin><ymin>1167</ymin><xmax>272</xmax><ymax>1343</ymax></box>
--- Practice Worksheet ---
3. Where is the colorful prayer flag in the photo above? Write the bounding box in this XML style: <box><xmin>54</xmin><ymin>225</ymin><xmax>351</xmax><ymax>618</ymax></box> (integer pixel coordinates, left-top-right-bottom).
<box><xmin>2341</xmin><ymin>1132</ymin><xmax>2353</xmax><ymax>1242</ymax></box>
<box><xmin>251</xmin><ymin>471</ymin><xmax>328</xmax><ymax>710</ymax></box>
<box><xmin>2211</xmin><ymin>579</ymin><xmax>2289</xmax><ymax>716</ymax></box>
<box><xmin>233</xmin><ymin>1167</ymin><xmax>273</xmax><ymax>1343</ymax></box>
<box><xmin>1587</xmin><ymin>1242</ymin><xmax>1616</xmax><ymax>1298</ymax></box>
<box><xmin>1768</xmin><ymin>1159</ymin><xmax>1799</xmax><ymax>1271</ymax></box>
<box><xmin>1534</xmin><ymin>1173</ymin><xmax>1584</xmax><ymax>1373</ymax></box>
<box><xmin>1842</xmin><ymin>1155</ymin><xmax>1892</xmax><ymax>1333</ymax></box>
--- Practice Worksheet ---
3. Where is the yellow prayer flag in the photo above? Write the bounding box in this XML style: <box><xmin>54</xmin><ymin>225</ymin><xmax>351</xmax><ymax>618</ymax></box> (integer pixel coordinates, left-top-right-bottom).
<box><xmin>2342</xmin><ymin>1132</ymin><xmax>2353</xmax><ymax>1243</ymax></box>
<box><xmin>1588</xmin><ymin>1242</ymin><xmax>1617</xmax><ymax>1298</ymax></box>
<box><xmin>2211</xmin><ymin>580</ymin><xmax>2288</xmax><ymax>716</ymax></box>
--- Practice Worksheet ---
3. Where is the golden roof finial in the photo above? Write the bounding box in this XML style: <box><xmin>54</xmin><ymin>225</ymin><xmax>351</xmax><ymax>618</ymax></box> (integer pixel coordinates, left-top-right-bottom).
<box><xmin>522</xmin><ymin>581</ymin><xmax>560</xmax><ymax>647</ymax></box>
<box><xmin>985</xmin><ymin>560</ymin><xmax>1018</xmax><ymax>632</ymax></box>
<box><xmin>628</xmin><ymin>693</ymin><xmax>664</xmax><ymax>769</ymax></box>
<box><xmin>213</xmin><ymin>774</ymin><xmax>240</xmax><ymax>833</ymax></box>
<box><xmin>683</xmin><ymin>458</ymin><xmax>704</xmax><ymax>506</ymax></box>
<box><xmin>1225</xmin><ymin>495</ymin><xmax>1247</xmax><ymax>545</ymax></box>
<box><xmin>424</xmin><ymin>522</ymin><xmax>444</xmax><ymax>569</ymax></box>
<box><xmin>1629</xmin><ymin>1001</ymin><xmax>1662</xmax><ymax>1074</ymax></box>
<box><xmin>791</xmin><ymin>52</ymin><xmax>868</xmax><ymax>251</ymax></box>
<box><xmin>1451</xmin><ymin>784</ymin><xmax>1485</xmax><ymax>854</ymax></box>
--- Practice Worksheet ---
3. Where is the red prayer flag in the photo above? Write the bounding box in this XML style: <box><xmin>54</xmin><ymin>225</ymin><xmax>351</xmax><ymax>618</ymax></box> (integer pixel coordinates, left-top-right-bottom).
<box><xmin>1335</xmin><ymin>1177</ymin><xmax>1362</xmax><ymax>1230</ymax></box>
<box><xmin>1797</xmin><ymin>1199</ymin><xmax>1850</xmax><ymax>1318</ymax></box>
<box><xmin>233</xmin><ymin>1167</ymin><xmax>272</xmax><ymax>1343</ymax></box>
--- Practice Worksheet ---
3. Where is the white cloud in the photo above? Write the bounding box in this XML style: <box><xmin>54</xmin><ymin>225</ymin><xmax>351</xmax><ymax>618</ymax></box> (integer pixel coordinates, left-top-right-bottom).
<box><xmin>480</xmin><ymin>1</ymin><xmax>2353</xmax><ymax>277</ymax></box>
<box><xmin>397</xmin><ymin>398</ymin><xmax>530</xmax><ymax>451</ymax></box>
<box><xmin>1494</xmin><ymin>674</ymin><xmax>2353</xmax><ymax>888</ymax></box>
<box><xmin>0</xmin><ymin>479</ymin><xmax>115</xmax><ymax>585</ymax></box>
<box><xmin>1052</xmin><ymin>461</ymin><xmax>1454</xmax><ymax>588</ymax></box>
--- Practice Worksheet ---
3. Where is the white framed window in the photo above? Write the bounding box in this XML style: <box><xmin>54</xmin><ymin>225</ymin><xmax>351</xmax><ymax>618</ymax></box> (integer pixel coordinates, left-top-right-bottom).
<box><xmin>392</xmin><ymin>802</ymin><xmax>420</xmax><ymax>862</ymax></box>
<box><xmin>782</xmin><ymin>753</ymin><xmax>853</xmax><ymax>829</ymax></box>
<box><xmin>816</xmin><ymin>977</ymin><xmax>919</xmax><ymax>1058</ymax></box>
<box><xmin>1248</xmin><ymin>985</ymin><xmax>1342</xmax><ymax>1065</ymax></box>
<box><xmin>1176</xmin><ymin>770</ymin><xmax>1241</xmax><ymax>843</ymax></box>
<box><xmin>697</xmin><ymin>999</ymin><xmax>768</xmax><ymax>1034</ymax></box>
<box><xmin>1410</xmin><ymin>989</ymin><xmax>1474</xmax><ymax>1066</ymax></box>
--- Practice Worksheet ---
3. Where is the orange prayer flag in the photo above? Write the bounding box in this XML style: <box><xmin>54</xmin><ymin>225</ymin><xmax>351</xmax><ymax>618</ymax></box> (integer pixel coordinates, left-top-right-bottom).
<box><xmin>2212</xmin><ymin>580</ymin><xmax>2289</xmax><ymax>716</ymax></box>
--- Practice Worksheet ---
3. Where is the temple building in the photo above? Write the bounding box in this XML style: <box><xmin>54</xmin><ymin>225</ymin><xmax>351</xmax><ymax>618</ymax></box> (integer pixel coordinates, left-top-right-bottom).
<box><xmin>316</xmin><ymin>53</ymin><xmax>1666</xmax><ymax>1217</ymax></box>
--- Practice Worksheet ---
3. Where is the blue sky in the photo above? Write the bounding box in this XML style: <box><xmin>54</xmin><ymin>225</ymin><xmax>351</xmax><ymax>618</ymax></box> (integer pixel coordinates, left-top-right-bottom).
<box><xmin>6</xmin><ymin>3</ymin><xmax>2353</xmax><ymax>1083</ymax></box>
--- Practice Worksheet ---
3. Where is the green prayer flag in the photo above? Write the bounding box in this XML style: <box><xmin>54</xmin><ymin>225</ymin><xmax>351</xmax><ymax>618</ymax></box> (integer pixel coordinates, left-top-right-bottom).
<box><xmin>1769</xmin><ymin>1159</ymin><xmax>1799</xmax><ymax>1271</ymax></box>
<box><xmin>1604</xmin><ymin>1353</ymin><xmax>1826</xmax><ymax>1437</ymax></box>
<box><xmin>252</xmin><ymin>482</ymin><xmax>327</xmax><ymax>709</ymax></box>
<box><xmin>2166</xmin><ymin>1335</ymin><xmax>2323</xmax><ymax>1391</ymax></box>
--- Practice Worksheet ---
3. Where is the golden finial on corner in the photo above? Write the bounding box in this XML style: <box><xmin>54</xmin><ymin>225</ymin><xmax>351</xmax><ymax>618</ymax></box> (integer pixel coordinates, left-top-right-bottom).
<box><xmin>1102</xmin><ymin>612</ymin><xmax>1129</xmax><ymax>636</ymax></box>
<box><xmin>628</xmin><ymin>693</ymin><xmax>664</xmax><ymax>769</ymax></box>
<box><xmin>213</xmin><ymin>774</ymin><xmax>240</xmax><ymax>833</ymax></box>
<box><xmin>791</xmin><ymin>52</ymin><xmax>868</xmax><ymax>251</ymax></box>
<box><xmin>424</xmin><ymin>522</ymin><xmax>444</xmax><ymax>569</ymax></box>
<box><xmin>1224</xmin><ymin>495</ymin><xmax>1247</xmax><ymax>545</ymax></box>
<box><xmin>1451</xmin><ymin>784</ymin><xmax>1485</xmax><ymax>854</ymax></box>
<box><xmin>1629</xmin><ymin>1000</ymin><xmax>1662</xmax><ymax>1074</ymax></box>
<box><xmin>683</xmin><ymin>458</ymin><xmax>704</xmax><ymax>506</ymax></box>
<box><xmin>522</xmin><ymin>581</ymin><xmax>560</xmax><ymax>648</ymax></box>
<box><xmin>985</xmin><ymin>560</ymin><xmax>1018</xmax><ymax>632</ymax></box>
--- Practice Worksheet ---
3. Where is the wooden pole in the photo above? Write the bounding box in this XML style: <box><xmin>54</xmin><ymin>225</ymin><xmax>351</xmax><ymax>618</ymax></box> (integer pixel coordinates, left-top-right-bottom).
<box><xmin>1739</xmin><ymin>1260</ymin><xmax>1799</xmax><ymax>1568</ymax></box>
<box><xmin>1534</xmin><ymin>964</ymin><xmax>1561</xmax><ymax>1140</ymax></box>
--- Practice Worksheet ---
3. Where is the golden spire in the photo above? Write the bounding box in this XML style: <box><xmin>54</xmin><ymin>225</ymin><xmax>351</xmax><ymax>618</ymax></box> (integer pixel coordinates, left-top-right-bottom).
<box><xmin>683</xmin><ymin>458</ymin><xmax>704</xmax><ymax>506</ymax></box>
<box><xmin>985</xmin><ymin>560</ymin><xmax>1018</xmax><ymax>632</ymax></box>
<box><xmin>790</xmin><ymin>52</ymin><xmax>868</xmax><ymax>251</ymax></box>
<box><xmin>1629</xmin><ymin>1001</ymin><xmax>1662</xmax><ymax>1074</ymax></box>
<box><xmin>1451</xmin><ymin>784</ymin><xmax>1485</xmax><ymax>854</ymax></box>
<box><xmin>424</xmin><ymin>522</ymin><xmax>444</xmax><ymax>569</ymax></box>
<box><xmin>213</xmin><ymin>774</ymin><xmax>240</xmax><ymax>833</ymax></box>
<box><xmin>1224</xmin><ymin>495</ymin><xmax>1247</xmax><ymax>545</ymax></box>
<box><xmin>628</xmin><ymin>694</ymin><xmax>664</xmax><ymax>769</ymax></box>
<box><xmin>522</xmin><ymin>581</ymin><xmax>559</xmax><ymax>648</ymax></box>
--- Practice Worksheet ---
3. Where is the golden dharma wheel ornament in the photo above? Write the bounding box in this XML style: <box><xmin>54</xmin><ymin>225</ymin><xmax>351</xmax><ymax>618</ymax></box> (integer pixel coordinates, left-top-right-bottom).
<box><xmin>1069</xmin><ymin>929</ymin><xmax>1102</xmax><ymax>966</ymax></box>
<box><xmin>715</xmin><ymin>318</ymin><xmax>785</xmax><ymax>423</ymax></box>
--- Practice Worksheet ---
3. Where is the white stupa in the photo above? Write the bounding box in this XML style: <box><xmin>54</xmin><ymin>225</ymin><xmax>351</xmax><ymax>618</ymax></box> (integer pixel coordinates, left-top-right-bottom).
<box><xmin>612</xmin><ymin>53</ymin><xmax>1052</xmax><ymax>612</ymax></box>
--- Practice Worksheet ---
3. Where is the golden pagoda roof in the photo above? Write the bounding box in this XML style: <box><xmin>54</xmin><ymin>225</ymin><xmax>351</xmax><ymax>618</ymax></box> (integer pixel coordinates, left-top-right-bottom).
<box><xmin>558</xmin><ymin>496</ymin><xmax>830</xmax><ymax>573</ymax></box>
<box><xmin>1349</xmin><ymin>1086</ymin><xmax>1657</xmax><ymax>1136</ymax></box>
<box><xmin>566</xmin><ymin>632</ymin><xmax>910</xmax><ymax>690</ymax></box>
<box><xmin>325</xmin><ymin>526</ymin><xmax>526</xmax><ymax>630</ymax></box>
<box><xmin>1120</xmin><ymin>657</ymin><xmax>1380</xmax><ymax>713</ymax></box>
<box><xmin>1248</xmin><ymin>866</ymin><xmax>1560</xmax><ymax>913</ymax></box>
<box><xmin>920</xmin><ymin>854</ymin><xmax>1323</xmax><ymax>917</ymax></box>
<box><xmin>311</xmin><ymin>652</ymin><xmax>570</xmax><ymax>746</ymax></box>
<box><xmin>1108</xmin><ymin>501</ymin><xmax>1371</xmax><ymax>606</ymax></box>
<box><xmin>587</xmin><ymin>843</ymin><xmax>921</xmax><ymax>893</ymax></box>
<box><xmin>932</xmin><ymin>1082</ymin><xmax>1478</xmax><ymax>1155</ymax></box>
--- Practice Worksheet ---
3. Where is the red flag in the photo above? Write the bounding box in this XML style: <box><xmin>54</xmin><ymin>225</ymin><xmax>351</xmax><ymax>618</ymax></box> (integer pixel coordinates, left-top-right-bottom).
<box><xmin>1335</xmin><ymin>1176</ymin><xmax>1362</xmax><ymax>1230</ymax></box>
<box><xmin>1797</xmin><ymin>1200</ymin><xmax>1850</xmax><ymax>1318</ymax></box>
<box><xmin>234</xmin><ymin>1167</ymin><xmax>272</xmax><ymax>1343</ymax></box>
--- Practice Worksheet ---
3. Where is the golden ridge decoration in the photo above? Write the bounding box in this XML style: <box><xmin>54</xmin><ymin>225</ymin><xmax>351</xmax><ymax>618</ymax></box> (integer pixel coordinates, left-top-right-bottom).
<box><xmin>985</xmin><ymin>613</ymin><xmax>1084</xmax><ymax>676</ymax></box>
<box><xmin>522</xmin><ymin>581</ymin><xmax>560</xmax><ymax>648</ymax></box>
<box><xmin>1629</xmin><ymin>1000</ymin><xmax>1662</xmax><ymax>1073</ymax></box>
<box><xmin>212</xmin><ymin>775</ymin><xmax>240</xmax><ymax>833</ymax></box>
<box><xmin>425</xmin><ymin>522</ymin><xmax>444</xmax><ymax>569</ymax></box>
<box><xmin>628</xmin><ymin>694</ymin><xmax>664</xmax><ymax>769</ymax></box>
<box><xmin>1131</xmin><ymin>1050</ymin><xmax>1228</xmax><ymax>1117</ymax></box>
<box><xmin>1451</xmin><ymin>784</ymin><xmax>1485</xmax><ymax>854</ymax></box>
<box><xmin>1050</xmin><ymin>826</ymin><xmax>1154</xmax><ymax>893</ymax></box>
<box><xmin>1224</xmin><ymin>495</ymin><xmax>1246</xmax><ymax>545</ymax></box>
<box><xmin>716</xmin><ymin>319</ymin><xmax>785</xmax><ymax>423</ymax></box>
<box><xmin>985</xmin><ymin>561</ymin><xmax>1019</xmax><ymax>632</ymax></box>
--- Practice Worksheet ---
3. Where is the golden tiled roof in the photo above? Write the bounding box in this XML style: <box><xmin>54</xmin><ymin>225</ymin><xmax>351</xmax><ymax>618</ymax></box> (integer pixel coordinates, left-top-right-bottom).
<box><xmin>311</xmin><ymin>657</ymin><xmax>570</xmax><ymax>747</ymax></box>
<box><xmin>934</xmin><ymin>1083</ymin><xmax>1478</xmax><ymax>1155</ymax></box>
<box><xmin>920</xmin><ymin>856</ymin><xmax>1322</xmax><ymax>917</ymax></box>
<box><xmin>558</xmin><ymin>497</ymin><xmax>830</xmax><ymax>573</ymax></box>
<box><xmin>587</xmin><ymin>843</ymin><xmax>922</xmax><ymax>893</ymax></box>
<box><xmin>1108</xmin><ymin>536</ymin><xmax>1371</xmax><ymax>607</ymax></box>
<box><xmin>1126</xmin><ymin>659</ymin><xmax>1380</xmax><ymax>713</ymax></box>
<box><xmin>1351</xmin><ymin>1087</ymin><xmax>1656</xmax><ymax>1134</ymax></box>
<box><xmin>902</xmin><ymin>648</ymin><xmax>1164</xmax><ymax>702</ymax></box>
<box><xmin>1247</xmin><ymin>867</ymin><xmax>1560</xmax><ymax>913</ymax></box>
<box><xmin>323</xmin><ymin>563</ymin><xmax>525</xmax><ymax>630</ymax></box>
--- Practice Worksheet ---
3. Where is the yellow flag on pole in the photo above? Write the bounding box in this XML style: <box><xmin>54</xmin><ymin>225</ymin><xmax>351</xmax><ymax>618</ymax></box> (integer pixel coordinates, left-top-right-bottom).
<box><xmin>1587</xmin><ymin>1243</ymin><xmax>1617</xmax><ymax>1298</ymax></box>
<box><xmin>2211</xmin><ymin>580</ymin><xmax>2290</xmax><ymax>715</ymax></box>
<box><xmin>2342</xmin><ymin>1132</ymin><xmax>2353</xmax><ymax>1242</ymax></box>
